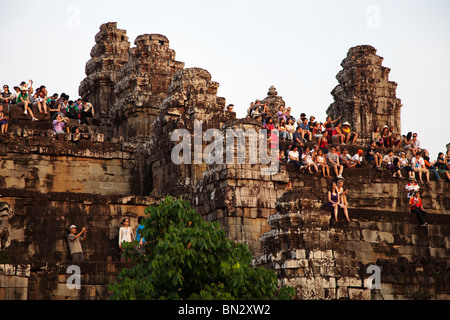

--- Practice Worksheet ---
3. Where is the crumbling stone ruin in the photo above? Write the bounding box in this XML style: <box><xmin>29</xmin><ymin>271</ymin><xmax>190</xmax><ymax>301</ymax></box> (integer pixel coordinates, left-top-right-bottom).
<box><xmin>327</xmin><ymin>45</ymin><xmax>403</xmax><ymax>144</ymax></box>
<box><xmin>0</xmin><ymin>22</ymin><xmax>448</xmax><ymax>300</ymax></box>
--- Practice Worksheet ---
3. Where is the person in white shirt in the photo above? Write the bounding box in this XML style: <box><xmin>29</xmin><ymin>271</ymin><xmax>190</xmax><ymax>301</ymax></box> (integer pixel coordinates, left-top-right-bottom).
<box><xmin>119</xmin><ymin>218</ymin><xmax>135</xmax><ymax>261</ymax></box>
<box><xmin>405</xmin><ymin>177</ymin><xmax>420</xmax><ymax>199</ymax></box>
<box><xmin>340</xmin><ymin>148</ymin><xmax>358</xmax><ymax>168</ymax></box>
<box><xmin>411</xmin><ymin>152</ymin><xmax>430</xmax><ymax>184</ymax></box>
<box><xmin>351</xmin><ymin>149</ymin><xmax>364</xmax><ymax>167</ymax></box>
<box><xmin>302</xmin><ymin>147</ymin><xmax>318</xmax><ymax>173</ymax></box>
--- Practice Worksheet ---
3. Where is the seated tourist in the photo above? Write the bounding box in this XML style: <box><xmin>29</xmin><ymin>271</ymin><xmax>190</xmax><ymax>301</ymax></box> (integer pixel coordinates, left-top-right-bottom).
<box><xmin>263</xmin><ymin>117</ymin><xmax>275</xmax><ymax>134</ymax></box>
<box><xmin>53</xmin><ymin>113</ymin><xmax>69</xmax><ymax>134</ymax></box>
<box><xmin>382</xmin><ymin>149</ymin><xmax>395</xmax><ymax>172</ymax></box>
<box><xmin>423</xmin><ymin>149</ymin><xmax>441</xmax><ymax>181</ymax></box>
<box><xmin>315</xmin><ymin>149</ymin><xmax>331</xmax><ymax>178</ymax></box>
<box><xmin>326</xmin><ymin>146</ymin><xmax>344</xmax><ymax>179</ymax></box>
<box><xmin>409</xmin><ymin>191</ymin><xmax>428</xmax><ymax>227</ymax></box>
<box><xmin>331</xmin><ymin>122</ymin><xmax>345</xmax><ymax>144</ymax></box>
<box><xmin>16</xmin><ymin>89</ymin><xmax>38</xmax><ymax>121</ymax></box>
<box><xmin>366</xmin><ymin>141</ymin><xmax>382</xmax><ymax>169</ymax></box>
<box><xmin>48</xmin><ymin>93</ymin><xmax>61</xmax><ymax>119</ymax></box>
<box><xmin>411</xmin><ymin>152</ymin><xmax>430</xmax><ymax>184</ymax></box>
<box><xmin>381</xmin><ymin>126</ymin><xmax>392</xmax><ymax>149</ymax></box>
<box><xmin>405</xmin><ymin>176</ymin><xmax>420</xmax><ymax>200</ymax></box>
<box><xmin>326</xmin><ymin>182</ymin><xmax>351</xmax><ymax>223</ymax></box>
<box><xmin>278</xmin><ymin>118</ymin><xmax>288</xmax><ymax>141</ymax></box>
<box><xmin>299</xmin><ymin>117</ymin><xmax>312</xmax><ymax>141</ymax></box>
<box><xmin>341</xmin><ymin>122</ymin><xmax>358</xmax><ymax>144</ymax></box>
<box><xmin>436</xmin><ymin>151</ymin><xmax>450</xmax><ymax>181</ymax></box>
<box><xmin>293</xmin><ymin>126</ymin><xmax>305</xmax><ymax>150</ymax></box>
<box><xmin>371</xmin><ymin>127</ymin><xmax>383</xmax><ymax>147</ymax></box>
<box><xmin>277</xmin><ymin>105</ymin><xmax>286</xmax><ymax>123</ymax></box>
<box><xmin>351</xmin><ymin>149</ymin><xmax>364</xmax><ymax>167</ymax></box>
<box><xmin>288</xmin><ymin>146</ymin><xmax>304</xmax><ymax>170</ymax></box>
<box><xmin>396</xmin><ymin>151</ymin><xmax>414</xmax><ymax>179</ymax></box>
<box><xmin>340</xmin><ymin>148</ymin><xmax>358</xmax><ymax>168</ymax></box>
<box><xmin>323</xmin><ymin>115</ymin><xmax>341</xmax><ymax>130</ymax></box>
<box><xmin>319</xmin><ymin>135</ymin><xmax>329</xmax><ymax>154</ymax></box>
<box><xmin>285</xmin><ymin>118</ymin><xmax>295</xmax><ymax>141</ymax></box>
<box><xmin>326</xmin><ymin>182</ymin><xmax>340</xmax><ymax>222</ymax></box>
<box><xmin>33</xmin><ymin>86</ymin><xmax>49</xmax><ymax>114</ymax></box>
<box><xmin>302</xmin><ymin>146</ymin><xmax>318</xmax><ymax>174</ymax></box>
<box><xmin>0</xmin><ymin>85</ymin><xmax>14</xmax><ymax>106</ymax></box>
<box><xmin>285</xmin><ymin>107</ymin><xmax>295</xmax><ymax>124</ymax></box>
<box><xmin>58</xmin><ymin>96</ymin><xmax>69</xmax><ymax>115</ymax></box>
<box><xmin>311</xmin><ymin>121</ymin><xmax>324</xmax><ymax>142</ymax></box>
<box><xmin>0</xmin><ymin>105</ymin><xmax>9</xmax><ymax>134</ymax></box>
<box><xmin>411</xmin><ymin>133</ymin><xmax>422</xmax><ymax>156</ymax></box>
<box><xmin>66</xmin><ymin>100</ymin><xmax>79</xmax><ymax>119</ymax></box>
<box><xmin>388</xmin><ymin>126</ymin><xmax>402</xmax><ymax>151</ymax></box>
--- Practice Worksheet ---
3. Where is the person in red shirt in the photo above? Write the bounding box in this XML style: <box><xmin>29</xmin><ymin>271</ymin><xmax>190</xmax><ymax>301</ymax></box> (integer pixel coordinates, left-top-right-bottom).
<box><xmin>409</xmin><ymin>191</ymin><xmax>428</xmax><ymax>227</ymax></box>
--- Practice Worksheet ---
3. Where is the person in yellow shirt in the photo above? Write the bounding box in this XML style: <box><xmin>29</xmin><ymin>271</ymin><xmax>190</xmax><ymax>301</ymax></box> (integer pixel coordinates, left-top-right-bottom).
<box><xmin>342</xmin><ymin>121</ymin><xmax>358</xmax><ymax>145</ymax></box>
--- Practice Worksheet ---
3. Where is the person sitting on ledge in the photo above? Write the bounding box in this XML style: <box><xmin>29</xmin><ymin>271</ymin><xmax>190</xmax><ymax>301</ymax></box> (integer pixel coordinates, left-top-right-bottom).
<box><xmin>315</xmin><ymin>149</ymin><xmax>331</xmax><ymax>178</ymax></box>
<box><xmin>423</xmin><ymin>149</ymin><xmax>441</xmax><ymax>182</ymax></box>
<box><xmin>341</xmin><ymin>121</ymin><xmax>358</xmax><ymax>145</ymax></box>
<box><xmin>302</xmin><ymin>146</ymin><xmax>318</xmax><ymax>174</ymax></box>
<box><xmin>409</xmin><ymin>191</ymin><xmax>428</xmax><ymax>227</ymax></box>
<box><xmin>382</xmin><ymin>149</ymin><xmax>396</xmax><ymax>174</ymax></box>
<box><xmin>396</xmin><ymin>151</ymin><xmax>414</xmax><ymax>179</ymax></box>
<box><xmin>0</xmin><ymin>105</ymin><xmax>9</xmax><ymax>134</ymax></box>
<box><xmin>66</xmin><ymin>100</ymin><xmax>79</xmax><ymax>120</ymax></box>
<box><xmin>288</xmin><ymin>146</ymin><xmax>305</xmax><ymax>170</ymax></box>
<box><xmin>285</xmin><ymin>118</ymin><xmax>295</xmax><ymax>141</ymax></box>
<box><xmin>331</xmin><ymin>122</ymin><xmax>345</xmax><ymax>145</ymax></box>
<box><xmin>326</xmin><ymin>182</ymin><xmax>351</xmax><ymax>223</ymax></box>
<box><xmin>327</xmin><ymin>146</ymin><xmax>344</xmax><ymax>179</ymax></box>
<box><xmin>80</xmin><ymin>101</ymin><xmax>95</xmax><ymax>125</ymax></box>
<box><xmin>411</xmin><ymin>152</ymin><xmax>430</xmax><ymax>184</ymax></box>
<box><xmin>16</xmin><ymin>89</ymin><xmax>38</xmax><ymax>121</ymax></box>
<box><xmin>436</xmin><ymin>152</ymin><xmax>450</xmax><ymax>181</ymax></box>
<box><xmin>351</xmin><ymin>149</ymin><xmax>364</xmax><ymax>167</ymax></box>
<box><xmin>405</xmin><ymin>176</ymin><xmax>420</xmax><ymax>200</ymax></box>
<box><xmin>366</xmin><ymin>141</ymin><xmax>382</xmax><ymax>169</ymax></box>
<box><xmin>0</xmin><ymin>85</ymin><xmax>14</xmax><ymax>107</ymax></box>
<box><xmin>340</xmin><ymin>148</ymin><xmax>358</xmax><ymax>169</ymax></box>
<box><xmin>32</xmin><ymin>86</ymin><xmax>49</xmax><ymax>114</ymax></box>
<box><xmin>299</xmin><ymin>117</ymin><xmax>312</xmax><ymax>141</ymax></box>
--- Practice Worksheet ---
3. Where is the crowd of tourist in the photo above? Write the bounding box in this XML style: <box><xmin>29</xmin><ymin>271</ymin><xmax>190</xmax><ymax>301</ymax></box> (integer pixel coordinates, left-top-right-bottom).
<box><xmin>239</xmin><ymin>99</ymin><xmax>449</xmax><ymax>226</ymax></box>
<box><xmin>240</xmin><ymin>99</ymin><xmax>450</xmax><ymax>184</ymax></box>
<box><xmin>0</xmin><ymin>79</ymin><xmax>95</xmax><ymax>135</ymax></box>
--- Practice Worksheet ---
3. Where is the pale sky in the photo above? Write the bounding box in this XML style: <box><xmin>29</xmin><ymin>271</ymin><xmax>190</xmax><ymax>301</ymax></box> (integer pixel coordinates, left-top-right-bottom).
<box><xmin>1</xmin><ymin>0</ymin><xmax>449</xmax><ymax>159</ymax></box>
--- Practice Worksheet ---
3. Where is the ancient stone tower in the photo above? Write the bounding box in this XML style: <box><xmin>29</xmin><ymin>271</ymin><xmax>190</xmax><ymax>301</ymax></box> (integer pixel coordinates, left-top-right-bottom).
<box><xmin>79</xmin><ymin>22</ymin><xmax>130</xmax><ymax>117</ymax></box>
<box><xmin>327</xmin><ymin>45</ymin><xmax>402</xmax><ymax>143</ymax></box>
<box><xmin>111</xmin><ymin>33</ymin><xmax>185</xmax><ymax>141</ymax></box>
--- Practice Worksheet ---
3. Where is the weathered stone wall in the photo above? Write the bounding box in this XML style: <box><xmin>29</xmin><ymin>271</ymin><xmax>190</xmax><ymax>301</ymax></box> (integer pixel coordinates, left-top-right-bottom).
<box><xmin>255</xmin><ymin>192</ymin><xmax>450</xmax><ymax>300</ymax></box>
<box><xmin>0</xmin><ymin>123</ymin><xmax>138</xmax><ymax>196</ymax></box>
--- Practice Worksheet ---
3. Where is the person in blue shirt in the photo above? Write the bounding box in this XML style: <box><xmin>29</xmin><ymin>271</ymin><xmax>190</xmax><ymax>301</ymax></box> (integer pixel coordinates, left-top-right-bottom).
<box><xmin>299</xmin><ymin>117</ymin><xmax>312</xmax><ymax>141</ymax></box>
<box><xmin>135</xmin><ymin>216</ymin><xmax>146</xmax><ymax>246</ymax></box>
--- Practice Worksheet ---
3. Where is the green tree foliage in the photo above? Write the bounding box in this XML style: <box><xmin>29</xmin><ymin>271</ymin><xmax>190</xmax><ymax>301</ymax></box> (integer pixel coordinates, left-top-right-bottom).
<box><xmin>109</xmin><ymin>196</ymin><xmax>294</xmax><ymax>300</ymax></box>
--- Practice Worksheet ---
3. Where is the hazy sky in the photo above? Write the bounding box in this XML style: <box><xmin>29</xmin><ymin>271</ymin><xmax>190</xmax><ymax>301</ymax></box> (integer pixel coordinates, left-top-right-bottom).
<box><xmin>1</xmin><ymin>0</ymin><xmax>449</xmax><ymax>158</ymax></box>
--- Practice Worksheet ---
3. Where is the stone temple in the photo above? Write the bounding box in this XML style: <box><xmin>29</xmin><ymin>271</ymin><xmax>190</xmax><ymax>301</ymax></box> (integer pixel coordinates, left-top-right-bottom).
<box><xmin>0</xmin><ymin>22</ymin><xmax>448</xmax><ymax>300</ymax></box>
